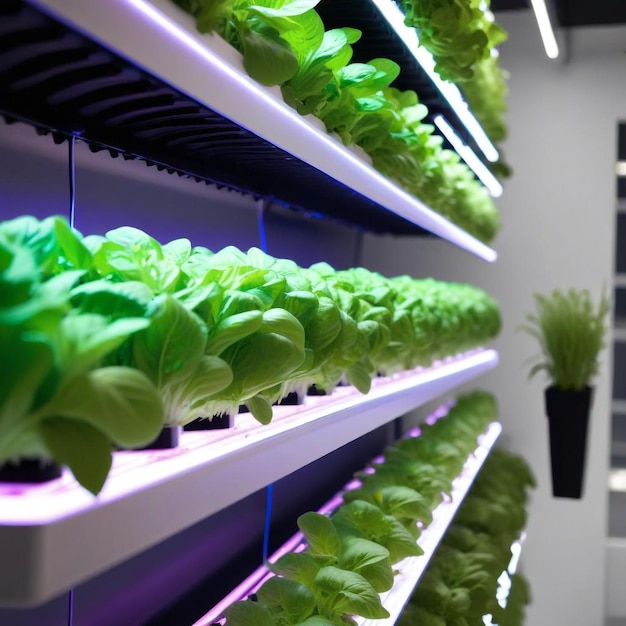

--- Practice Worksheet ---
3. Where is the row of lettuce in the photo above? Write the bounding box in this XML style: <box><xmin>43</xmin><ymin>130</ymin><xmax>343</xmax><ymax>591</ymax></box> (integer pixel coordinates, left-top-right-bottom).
<box><xmin>0</xmin><ymin>215</ymin><xmax>500</xmax><ymax>494</ymax></box>
<box><xmin>400</xmin><ymin>442</ymin><xmax>533</xmax><ymax>626</ymax></box>
<box><xmin>172</xmin><ymin>0</ymin><xmax>507</xmax><ymax>243</ymax></box>
<box><xmin>224</xmin><ymin>392</ymin><xmax>534</xmax><ymax>625</ymax></box>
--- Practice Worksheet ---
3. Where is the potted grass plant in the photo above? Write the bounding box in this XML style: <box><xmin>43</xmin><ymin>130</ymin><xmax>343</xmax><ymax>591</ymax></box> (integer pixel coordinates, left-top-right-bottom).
<box><xmin>522</xmin><ymin>287</ymin><xmax>609</xmax><ymax>498</ymax></box>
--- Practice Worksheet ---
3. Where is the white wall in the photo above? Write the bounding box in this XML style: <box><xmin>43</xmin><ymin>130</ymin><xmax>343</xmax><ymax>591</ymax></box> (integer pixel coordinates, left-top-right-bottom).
<box><xmin>363</xmin><ymin>12</ymin><xmax>626</xmax><ymax>625</ymax></box>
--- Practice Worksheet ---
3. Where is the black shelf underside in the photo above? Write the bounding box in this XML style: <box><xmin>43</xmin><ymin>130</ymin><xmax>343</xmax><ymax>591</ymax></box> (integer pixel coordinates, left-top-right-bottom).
<box><xmin>0</xmin><ymin>1</ymin><xmax>457</xmax><ymax>236</ymax></box>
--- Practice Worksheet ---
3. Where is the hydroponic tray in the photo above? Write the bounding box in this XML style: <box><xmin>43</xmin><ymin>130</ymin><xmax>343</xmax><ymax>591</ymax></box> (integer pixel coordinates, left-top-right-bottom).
<box><xmin>1</xmin><ymin>0</ymin><xmax>496</xmax><ymax>260</ymax></box>
<box><xmin>0</xmin><ymin>349</ymin><xmax>498</xmax><ymax>607</ymax></box>
<box><xmin>194</xmin><ymin>421</ymin><xmax>503</xmax><ymax>626</ymax></box>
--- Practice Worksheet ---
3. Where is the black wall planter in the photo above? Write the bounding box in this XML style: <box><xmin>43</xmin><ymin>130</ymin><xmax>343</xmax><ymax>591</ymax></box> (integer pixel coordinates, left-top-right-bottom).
<box><xmin>544</xmin><ymin>385</ymin><xmax>593</xmax><ymax>499</ymax></box>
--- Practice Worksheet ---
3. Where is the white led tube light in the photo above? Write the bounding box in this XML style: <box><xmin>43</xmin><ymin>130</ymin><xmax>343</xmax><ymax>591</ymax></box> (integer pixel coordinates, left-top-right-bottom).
<box><xmin>434</xmin><ymin>115</ymin><xmax>504</xmax><ymax>198</ymax></box>
<box><xmin>530</xmin><ymin>0</ymin><xmax>560</xmax><ymax>59</ymax></box>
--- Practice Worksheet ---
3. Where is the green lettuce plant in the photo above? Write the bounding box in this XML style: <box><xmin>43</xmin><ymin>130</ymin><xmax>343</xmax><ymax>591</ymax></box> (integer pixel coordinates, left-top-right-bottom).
<box><xmin>460</xmin><ymin>55</ymin><xmax>509</xmax><ymax>144</ymax></box>
<box><xmin>398</xmin><ymin>0</ymin><xmax>507</xmax><ymax>83</ymax></box>
<box><xmin>400</xmin><ymin>448</ymin><xmax>535</xmax><ymax>625</ymax></box>
<box><xmin>82</xmin><ymin>227</ymin><xmax>235</xmax><ymax>427</ymax></box>
<box><xmin>173</xmin><ymin>0</ymin><xmax>324</xmax><ymax>85</ymax></box>
<box><xmin>1</xmin><ymin>216</ymin><xmax>503</xmax><ymax>433</ymax></box>
<box><xmin>0</xmin><ymin>220</ymin><xmax>164</xmax><ymax>494</ymax></box>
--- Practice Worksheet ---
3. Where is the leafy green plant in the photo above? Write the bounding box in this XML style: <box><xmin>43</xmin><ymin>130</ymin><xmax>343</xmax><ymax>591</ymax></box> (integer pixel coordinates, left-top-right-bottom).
<box><xmin>521</xmin><ymin>288</ymin><xmax>610</xmax><ymax>390</ymax></box>
<box><xmin>398</xmin><ymin>0</ymin><xmax>507</xmax><ymax>83</ymax></box>
<box><xmin>1</xmin><ymin>216</ymin><xmax>502</xmax><ymax>434</ymax></box>
<box><xmin>459</xmin><ymin>54</ymin><xmax>509</xmax><ymax>144</ymax></box>
<box><xmin>173</xmin><ymin>0</ymin><xmax>324</xmax><ymax>86</ymax></box>
<box><xmin>400</xmin><ymin>448</ymin><xmax>535</xmax><ymax>625</ymax></box>
<box><xmin>0</xmin><ymin>219</ymin><xmax>164</xmax><ymax>494</ymax></box>
<box><xmin>83</xmin><ymin>227</ymin><xmax>235</xmax><ymax>427</ymax></box>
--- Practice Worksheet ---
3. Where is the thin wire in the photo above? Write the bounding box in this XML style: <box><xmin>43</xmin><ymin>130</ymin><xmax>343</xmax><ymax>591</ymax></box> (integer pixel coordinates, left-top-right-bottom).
<box><xmin>67</xmin><ymin>588</ymin><xmax>74</xmax><ymax>626</ymax></box>
<box><xmin>262</xmin><ymin>483</ymin><xmax>274</xmax><ymax>563</ymax></box>
<box><xmin>68</xmin><ymin>135</ymin><xmax>76</xmax><ymax>229</ymax></box>
<box><xmin>257</xmin><ymin>198</ymin><xmax>268</xmax><ymax>253</ymax></box>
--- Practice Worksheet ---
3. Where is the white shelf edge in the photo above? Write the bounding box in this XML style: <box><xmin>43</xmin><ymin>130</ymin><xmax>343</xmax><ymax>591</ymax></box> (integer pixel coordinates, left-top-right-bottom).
<box><xmin>355</xmin><ymin>421</ymin><xmax>502</xmax><ymax>626</ymax></box>
<box><xmin>29</xmin><ymin>0</ymin><xmax>497</xmax><ymax>263</ymax></box>
<box><xmin>194</xmin><ymin>420</ymin><xmax>502</xmax><ymax>626</ymax></box>
<box><xmin>0</xmin><ymin>349</ymin><xmax>498</xmax><ymax>607</ymax></box>
<box><xmin>615</xmin><ymin>274</ymin><xmax>626</xmax><ymax>288</ymax></box>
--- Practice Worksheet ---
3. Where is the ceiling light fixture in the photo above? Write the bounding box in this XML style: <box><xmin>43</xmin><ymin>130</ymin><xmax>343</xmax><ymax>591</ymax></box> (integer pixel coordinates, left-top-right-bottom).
<box><xmin>529</xmin><ymin>0</ymin><xmax>560</xmax><ymax>58</ymax></box>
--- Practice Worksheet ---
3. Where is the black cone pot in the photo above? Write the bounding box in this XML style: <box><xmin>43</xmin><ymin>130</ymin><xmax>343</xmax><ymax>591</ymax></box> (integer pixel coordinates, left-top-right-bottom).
<box><xmin>544</xmin><ymin>385</ymin><xmax>593</xmax><ymax>499</ymax></box>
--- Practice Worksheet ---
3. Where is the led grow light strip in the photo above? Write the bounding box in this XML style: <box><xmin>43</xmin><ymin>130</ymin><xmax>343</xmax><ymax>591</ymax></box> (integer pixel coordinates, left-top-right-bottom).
<box><xmin>434</xmin><ymin>115</ymin><xmax>503</xmax><ymax>198</ymax></box>
<box><xmin>30</xmin><ymin>0</ymin><xmax>497</xmax><ymax>262</ymax></box>
<box><xmin>369</xmin><ymin>0</ymin><xmax>499</xmax><ymax>163</ymax></box>
<box><xmin>194</xmin><ymin>421</ymin><xmax>502</xmax><ymax>626</ymax></box>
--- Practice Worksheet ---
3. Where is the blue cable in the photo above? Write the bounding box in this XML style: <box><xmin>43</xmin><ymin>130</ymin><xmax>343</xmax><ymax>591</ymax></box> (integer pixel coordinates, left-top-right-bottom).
<box><xmin>68</xmin><ymin>135</ymin><xmax>76</xmax><ymax>229</ymax></box>
<box><xmin>67</xmin><ymin>589</ymin><xmax>74</xmax><ymax>626</ymax></box>
<box><xmin>262</xmin><ymin>483</ymin><xmax>274</xmax><ymax>563</ymax></box>
<box><xmin>258</xmin><ymin>199</ymin><xmax>268</xmax><ymax>253</ymax></box>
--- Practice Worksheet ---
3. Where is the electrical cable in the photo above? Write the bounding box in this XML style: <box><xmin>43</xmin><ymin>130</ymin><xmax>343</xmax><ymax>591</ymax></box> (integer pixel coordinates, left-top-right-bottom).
<box><xmin>67</xmin><ymin>588</ymin><xmax>74</xmax><ymax>626</ymax></box>
<box><xmin>257</xmin><ymin>198</ymin><xmax>269</xmax><ymax>253</ymax></box>
<box><xmin>262</xmin><ymin>483</ymin><xmax>274</xmax><ymax>564</ymax></box>
<box><xmin>68</xmin><ymin>135</ymin><xmax>76</xmax><ymax>229</ymax></box>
